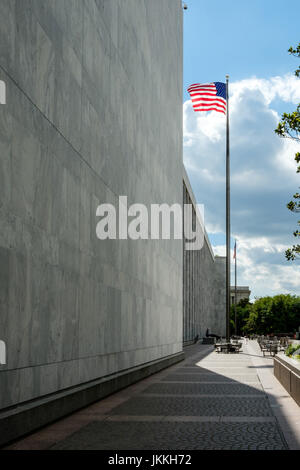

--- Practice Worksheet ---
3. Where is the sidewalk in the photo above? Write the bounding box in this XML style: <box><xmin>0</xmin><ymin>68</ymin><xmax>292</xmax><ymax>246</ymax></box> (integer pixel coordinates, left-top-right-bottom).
<box><xmin>3</xmin><ymin>340</ymin><xmax>300</xmax><ymax>450</ymax></box>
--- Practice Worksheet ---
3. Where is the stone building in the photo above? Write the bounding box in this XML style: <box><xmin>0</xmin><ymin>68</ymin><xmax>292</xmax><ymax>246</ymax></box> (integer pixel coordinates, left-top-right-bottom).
<box><xmin>0</xmin><ymin>0</ymin><xmax>225</xmax><ymax>445</ymax></box>
<box><xmin>230</xmin><ymin>286</ymin><xmax>251</xmax><ymax>305</ymax></box>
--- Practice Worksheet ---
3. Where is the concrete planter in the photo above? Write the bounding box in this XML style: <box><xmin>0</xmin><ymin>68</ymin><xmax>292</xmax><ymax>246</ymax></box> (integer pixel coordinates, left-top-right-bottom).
<box><xmin>274</xmin><ymin>353</ymin><xmax>300</xmax><ymax>406</ymax></box>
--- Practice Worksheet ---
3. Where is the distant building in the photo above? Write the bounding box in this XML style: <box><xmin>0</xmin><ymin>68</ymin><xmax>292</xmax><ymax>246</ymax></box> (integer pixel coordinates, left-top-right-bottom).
<box><xmin>183</xmin><ymin>169</ymin><xmax>226</xmax><ymax>344</ymax></box>
<box><xmin>230</xmin><ymin>286</ymin><xmax>251</xmax><ymax>305</ymax></box>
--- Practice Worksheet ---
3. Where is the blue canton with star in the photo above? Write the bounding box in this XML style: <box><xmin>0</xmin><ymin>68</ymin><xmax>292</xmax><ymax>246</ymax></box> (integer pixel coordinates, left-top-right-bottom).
<box><xmin>214</xmin><ymin>82</ymin><xmax>226</xmax><ymax>99</ymax></box>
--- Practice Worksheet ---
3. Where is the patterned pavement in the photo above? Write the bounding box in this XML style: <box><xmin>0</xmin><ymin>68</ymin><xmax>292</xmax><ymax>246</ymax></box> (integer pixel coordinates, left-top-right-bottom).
<box><xmin>141</xmin><ymin>382</ymin><xmax>264</xmax><ymax>394</ymax></box>
<box><xmin>4</xmin><ymin>340</ymin><xmax>293</xmax><ymax>450</ymax></box>
<box><xmin>50</xmin><ymin>421</ymin><xmax>286</xmax><ymax>450</ymax></box>
<box><xmin>108</xmin><ymin>396</ymin><xmax>273</xmax><ymax>417</ymax></box>
<box><xmin>161</xmin><ymin>374</ymin><xmax>260</xmax><ymax>382</ymax></box>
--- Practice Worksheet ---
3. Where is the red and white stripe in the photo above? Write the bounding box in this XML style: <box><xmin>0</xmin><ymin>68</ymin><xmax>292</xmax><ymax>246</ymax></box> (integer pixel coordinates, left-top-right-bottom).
<box><xmin>187</xmin><ymin>83</ymin><xmax>226</xmax><ymax>114</ymax></box>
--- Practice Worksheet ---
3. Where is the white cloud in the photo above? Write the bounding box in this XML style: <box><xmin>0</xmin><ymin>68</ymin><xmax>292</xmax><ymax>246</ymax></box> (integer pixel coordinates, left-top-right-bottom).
<box><xmin>184</xmin><ymin>74</ymin><xmax>300</xmax><ymax>298</ymax></box>
<box><xmin>230</xmin><ymin>74</ymin><xmax>300</xmax><ymax>106</ymax></box>
<box><xmin>213</xmin><ymin>237</ymin><xmax>300</xmax><ymax>299</ymax></box>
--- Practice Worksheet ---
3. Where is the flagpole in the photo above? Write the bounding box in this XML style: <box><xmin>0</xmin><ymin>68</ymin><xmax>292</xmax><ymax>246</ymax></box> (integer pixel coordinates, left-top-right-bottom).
<box><xmin>226</xmin><ymin>75</ymin><xmax>230</xmax><ymax>343</ymax></box>
<box><xmin>235</xmin><ymin>240</ymin><xmax>237</xmax><ymax>336</ymax></box>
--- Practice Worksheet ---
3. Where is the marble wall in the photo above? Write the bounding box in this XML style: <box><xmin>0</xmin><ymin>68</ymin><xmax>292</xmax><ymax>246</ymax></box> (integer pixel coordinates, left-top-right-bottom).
<box><xmin>183</xmin><ymin>170</ymin><xmax>226</xmax><ymax>343</ymax></box>
<box><xmin>0</xmin><ymin>0</ymin><xmax>183</xmax><ymax>410</ymax></box>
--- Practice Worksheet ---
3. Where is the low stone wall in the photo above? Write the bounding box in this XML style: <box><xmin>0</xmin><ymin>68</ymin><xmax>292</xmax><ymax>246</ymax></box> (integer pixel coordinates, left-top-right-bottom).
<box><xmin>274</xmin><ymin>354</ymin><xmax>300</xmax><ymax>406</ymax></box>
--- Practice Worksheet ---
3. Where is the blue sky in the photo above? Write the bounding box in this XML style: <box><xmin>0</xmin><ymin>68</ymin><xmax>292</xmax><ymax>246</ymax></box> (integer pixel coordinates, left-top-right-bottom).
<box><xmin>184</xmin><ymin>0</ymin><xmax>299</xmax><ymax>99</ymax></box>
<box><xmin>183</xmin><ymin>0</ymin><xmax>300</xmax><ymax>299</ymax></box>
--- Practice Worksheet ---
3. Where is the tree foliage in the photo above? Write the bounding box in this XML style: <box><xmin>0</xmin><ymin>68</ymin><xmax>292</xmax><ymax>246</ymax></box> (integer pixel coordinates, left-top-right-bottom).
<box><xmin>288</xmin><ymin>44</ymin><xmax>300</xmax><ymax>77</ymax></box>
<box><xmin>230</xmin><ymin>298</ymin><xmax>252</xmax><ymax>335</ymax></box>
<box><xmin>275</xmin><ymin>43</ymin><xmax>300</xmax><ymax>260</ymax></box>
<box><xmin>232</xmin><ymin>294</ymin><xmax>300</xmax><ymax>335</ymax></box>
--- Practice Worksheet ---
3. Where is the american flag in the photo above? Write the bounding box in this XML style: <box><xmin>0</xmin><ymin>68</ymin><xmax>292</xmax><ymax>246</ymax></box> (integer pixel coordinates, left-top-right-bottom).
<box><xmin>187</xmin><ymin>82</ymin><xmax>226</xmax><ymax>114</ymax></box>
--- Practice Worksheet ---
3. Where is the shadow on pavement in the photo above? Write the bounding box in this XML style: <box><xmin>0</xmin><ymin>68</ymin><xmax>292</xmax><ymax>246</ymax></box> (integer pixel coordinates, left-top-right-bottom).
<box><xmin>3</xmin><ymin>342</ymin><xmax>298</xmax><ymax>450</ymax></box>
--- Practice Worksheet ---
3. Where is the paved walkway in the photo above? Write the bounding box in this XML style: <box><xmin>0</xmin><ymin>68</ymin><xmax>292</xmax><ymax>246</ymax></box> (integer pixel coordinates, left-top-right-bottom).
<box><xmin>4</xmin><ymin>340</ymin><xmax>300</xmax><ymax>450</ymax></box>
